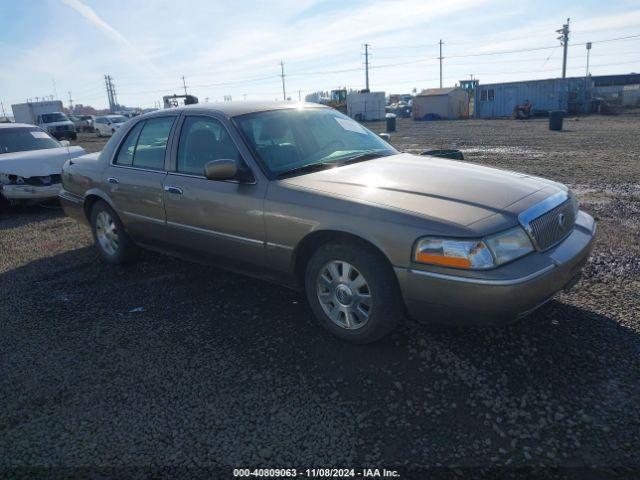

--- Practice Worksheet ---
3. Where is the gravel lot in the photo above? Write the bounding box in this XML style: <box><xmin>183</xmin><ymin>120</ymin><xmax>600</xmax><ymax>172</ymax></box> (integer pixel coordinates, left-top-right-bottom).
<box><xmin>1</xmin><ymin>114</ymin><xmax>639</xmax><ymax>478</ymax></box>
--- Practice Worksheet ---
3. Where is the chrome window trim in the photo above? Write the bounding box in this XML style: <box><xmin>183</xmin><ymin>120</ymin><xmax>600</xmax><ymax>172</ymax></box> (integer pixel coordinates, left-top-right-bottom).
<box><xmin>109</xmin><ymin>164</ymin><xmax>168</xmax><ymax>174</ymax></box>
<box><xmin>408</xmin><ymin>264</ymin><xmax>555</xmax><ymax>286</ymax></box>
<box><xmin>166</xmin><ymin>220</ymin><xmax>263</xmax><ymax>245</ymax></box>
<box><xmin>164</xmin><ymin>171</ymin><xmax>255</xmax><ymax>185</ymax></box>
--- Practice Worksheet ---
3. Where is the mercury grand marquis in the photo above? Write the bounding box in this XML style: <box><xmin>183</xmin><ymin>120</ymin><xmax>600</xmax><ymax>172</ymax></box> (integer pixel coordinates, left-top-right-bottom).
<box><xmin>59</xmin><ymin>102</ymin><xmax>596</xmax><ymax>343</ymax></box>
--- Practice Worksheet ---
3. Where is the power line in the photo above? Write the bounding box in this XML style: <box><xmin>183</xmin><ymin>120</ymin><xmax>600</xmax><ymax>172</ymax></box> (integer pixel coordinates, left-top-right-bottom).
<box><xmin>75</xmin><ymin>32</ymin><xmax>640</xmax><ymax>107</ymax></box>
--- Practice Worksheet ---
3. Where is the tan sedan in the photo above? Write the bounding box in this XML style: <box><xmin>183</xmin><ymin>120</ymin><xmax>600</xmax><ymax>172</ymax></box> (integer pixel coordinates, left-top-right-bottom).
<box><xmin>59</xmin><ymin>102</ymin><xmax>596</xmax><ymax>343</ymax></box>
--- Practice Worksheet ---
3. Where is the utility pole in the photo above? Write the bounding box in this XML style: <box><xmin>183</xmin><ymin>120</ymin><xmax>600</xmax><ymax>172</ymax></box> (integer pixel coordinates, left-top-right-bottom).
<box><xmin>67</xmin><ymin>91</ymin><xmax>73</xmax><ymax>111</ymax></box>
<box><xmin>111</xmin><ymin>77</ymin><xmax>118</xmax><ymax>110</ymax></box>
<box><xmin>104</xmin><ymin>75</ymin><xmax>118</xmax><ymax>112</ymax></box>
<box><xmin>585</xmin><ymin>41</ymin><xmax>592</xmax><ymax>77</ymax></box>
<box><xmin>557</xmin><ymin>18</ymin><xmax>570</xmax><ymax>78</ymax></box>
<box><xmin>364</xmin><ymin>43</ymin><xmax>370</xmax><ymax>91</ymax></box>
<box><xmin>280</xmin><ymin>61</ymin><xmax>286</xmax><ymax>101</ymax></box>
<box><xmin>182</xmin><ymin>75</ymin><xmax>188</xmax><ymax>96</ymax></box>
<box><xmin>0</xmin><ymin>101</ymin><xmax>5</xmax><ymax>117</ymax></box>
<box><xmin>104</xmin><ymin>75</ymin><xmax>112</xmax><ymax>112</ymax></box>
<box><xmin>438</xmin><ymin>39</ymin><xmax>444</xmax><ymax>88</ymax></box>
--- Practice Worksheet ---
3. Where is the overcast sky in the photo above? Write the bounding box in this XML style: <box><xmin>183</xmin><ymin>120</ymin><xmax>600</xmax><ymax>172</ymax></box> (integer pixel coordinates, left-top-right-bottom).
<box><xmin>1</xmin><ymin>0</ymin><xmax>639</xmax><ymax>110</ymax></box>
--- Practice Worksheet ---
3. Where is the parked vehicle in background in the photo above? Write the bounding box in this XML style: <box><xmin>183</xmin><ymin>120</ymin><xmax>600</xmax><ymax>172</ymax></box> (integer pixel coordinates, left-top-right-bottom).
<box><xmin>77</xmin><ymin>115</ymin><xmax>95</xmax><ymax>132</ymax></box>
<box><xmin>59</xmin><ymin>102</ymin><xmax>595</xmax><ymax>343</ymax></box>
<box><xmin>94</xmin><ymin>115</ymin><xmax>128</xmax><ymax>137</ymax></box>
<box><xmin>11</xmin><ymin>101</ymin><xmax>77</xmax><ymax>140</ymax></box>
<box><xmin>0</xmin><ymin>123</ymin><xmax>85</xmax><ymax>208</ymax></box>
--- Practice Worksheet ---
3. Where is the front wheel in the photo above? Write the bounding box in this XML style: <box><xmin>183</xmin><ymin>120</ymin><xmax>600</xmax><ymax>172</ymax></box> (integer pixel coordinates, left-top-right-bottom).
<box><xmin>95</xmin><ymin>128</ymin><xmax>101</xmax><ymax>137</ymax></box>
<box><xmin>305</xmin><ymin>242</ymin><xmax>404</xmax><ymax>343</ymax></box>
<box><xmin>90</xmin><ymin>200</ymin><xmax>139</xmax><ymax>264</ymax></box>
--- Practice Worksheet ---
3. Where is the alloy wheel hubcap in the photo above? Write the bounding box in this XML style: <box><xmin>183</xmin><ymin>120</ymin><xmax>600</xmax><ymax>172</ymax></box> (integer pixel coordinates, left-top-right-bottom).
<box><xmin>95</xmin><ymin>211</ymin><xmax>119</xmax><ymax>256</ymax></box>
<box><xmin>317</xmin><ymin>260</ymin><xmax>371</xmax><ymax>330</ymax></box>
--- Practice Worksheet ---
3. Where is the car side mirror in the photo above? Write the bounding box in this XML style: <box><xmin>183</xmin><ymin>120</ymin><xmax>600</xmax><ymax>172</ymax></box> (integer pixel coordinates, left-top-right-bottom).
<box><xmin>204</xmin><ymin>159</ymin><xmax>238</xmax><ymax>181</ymax></box>
<box><xmin>379</xmin><ymin>133</ymin><xmax>391</xmax><ymax>142</ymax></box>
<box><xmin>60</xmin><ymin>140</ymin><xmax>70</xmax><ymax>147</ymax></box>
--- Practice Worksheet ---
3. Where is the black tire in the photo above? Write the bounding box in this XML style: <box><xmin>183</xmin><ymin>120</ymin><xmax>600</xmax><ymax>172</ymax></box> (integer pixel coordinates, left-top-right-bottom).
<box><xmin>96</xmin><ymin>129</ymin><xmax>101</xmax><ymax>137</ymax></box>
<box><xmin>90</xmin><ymin>200</ymin><xmax>139</xmax><ymax>264</ymax></box>
<box><xmin>0</xmin><ymin>193</ymin><xmax>10</xmax><ymax>213</ymax></box>
<box><xmin>304</xmin><ymin>241</ymin><xmax>404</xmax><ymax>343</ymax></box>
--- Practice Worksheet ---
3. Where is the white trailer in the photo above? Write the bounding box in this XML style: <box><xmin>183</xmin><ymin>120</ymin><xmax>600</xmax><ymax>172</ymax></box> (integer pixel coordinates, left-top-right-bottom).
<box><xmin>11</xmin><ymin>101</ymin><xmax>76</xmax><ymax>140</ymax></box>
<box><xmin>346</xmin><ymin>91</ymin><xmax>386</xmax><ymax>121</ymax></box>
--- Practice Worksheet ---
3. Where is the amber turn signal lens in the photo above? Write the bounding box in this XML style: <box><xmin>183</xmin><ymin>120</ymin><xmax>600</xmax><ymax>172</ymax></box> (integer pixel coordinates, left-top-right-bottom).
<box><xmin>414</xmin><ymin>252</ymin><xmax>472</xmax><ymax>268</ymax></box>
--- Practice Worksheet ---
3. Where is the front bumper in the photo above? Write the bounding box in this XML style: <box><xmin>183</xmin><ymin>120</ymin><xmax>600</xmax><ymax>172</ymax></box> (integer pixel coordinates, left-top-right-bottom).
<box><xmin>1</xmin><ymin>183</ymin><xmax>62</xmax><ymax>201</ymax></box>
<box><xmin>395</xmin><ymin>211</ymin><xmax>596</xmax><ymax>325</ymax></box>
<box><xmin>51</xmin><ymin>131</ymin><xmax>77</xmax><ymax>140</ymax></box>
<box><xmin>58</xmin><ymin>188</ymin><xmax>88</xmax><ymax>224</ymax></box>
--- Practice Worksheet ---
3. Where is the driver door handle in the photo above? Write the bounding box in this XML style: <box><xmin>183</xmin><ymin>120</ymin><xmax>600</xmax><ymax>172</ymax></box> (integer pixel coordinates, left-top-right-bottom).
<box><xmin>164</xmin><ymin>185</ymin><xmax>183</xmax><ymax>195</ymax></box>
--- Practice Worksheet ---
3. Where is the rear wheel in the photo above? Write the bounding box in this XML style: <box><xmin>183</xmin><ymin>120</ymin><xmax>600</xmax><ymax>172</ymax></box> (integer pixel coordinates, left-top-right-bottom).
<box><xmin>305</xmin><ymin>242</ymin><xmax>403</xmax><ymax>343</ymax></box>
<box><xmin>90</xmin><ymin>200</ymin><xmax>139</xmax><ymax>264</ymax></box>
<box><xmin>95</xmin><ymin>128</ymin><xmax>101</xmax><ymax>137</ymax></box>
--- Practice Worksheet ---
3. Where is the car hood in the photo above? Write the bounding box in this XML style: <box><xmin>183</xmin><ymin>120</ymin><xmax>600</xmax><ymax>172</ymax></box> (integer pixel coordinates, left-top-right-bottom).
<box><xmin>0</xmin><ymin>146</ymin><xmax>85</xmax><ymax>177</ymax></box>
<box><xmin>280</xmin><ymin>153</ymin><xmax>565</xmax><ymax>227</ymax></box>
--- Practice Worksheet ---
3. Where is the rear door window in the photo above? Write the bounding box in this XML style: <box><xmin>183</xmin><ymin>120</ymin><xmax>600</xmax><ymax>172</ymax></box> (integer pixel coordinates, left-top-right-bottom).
<box><xmin>131</xmin><ymin>117</ymin><xmax>175</xmax><ymax>170</ymax></box>
<box><xmin>115</xmin><ymin>121</ymin><xmax>144</xmax><ymax>166</ymax></box>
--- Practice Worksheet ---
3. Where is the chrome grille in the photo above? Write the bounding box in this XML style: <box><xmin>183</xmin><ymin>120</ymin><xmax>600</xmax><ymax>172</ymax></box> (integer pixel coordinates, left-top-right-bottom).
<box><xmin>528</xmin><ymin>198</ymin><xmax>576</xmax><ymax>250</ymax></box>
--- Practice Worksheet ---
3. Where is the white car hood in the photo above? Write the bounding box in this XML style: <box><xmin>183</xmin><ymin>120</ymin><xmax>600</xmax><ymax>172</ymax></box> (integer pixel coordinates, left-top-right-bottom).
<box><xmin>0</xmin><ymin>146</ymin><xmax>85</xmax><ymax>177</ymax></box>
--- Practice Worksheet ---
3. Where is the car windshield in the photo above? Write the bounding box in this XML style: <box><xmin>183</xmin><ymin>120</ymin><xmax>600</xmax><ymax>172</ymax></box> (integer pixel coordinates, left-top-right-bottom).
<box><xmin>235</xmin><ymin>107</ymin><xmax>397</xmax><ymax>177</ymax></box>
<box><xmin>0</xmin><ymin>127</ymin><xmax>60</xmax><ymax>154</ymax></box>
<box><xmin>110</xmin><ymin>116</ymin><xmax>127</xmax><ymax>124</ymax></box>
<box><xmin>41</xmin><ymin>113</ymin><xmax>69</xmax><ymax>123</ymax></box>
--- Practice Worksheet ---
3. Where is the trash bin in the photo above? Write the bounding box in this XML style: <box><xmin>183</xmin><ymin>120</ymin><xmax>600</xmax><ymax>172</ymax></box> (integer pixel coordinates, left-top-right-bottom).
<box><xmin>385</xmin><ymin>113</ymin><xmax>397</xmax><ymax>132</ymax></box>
<box><xmin>549</xmin><ymin>110</ymin><xmax>564</xmax><ymax>131</ymax></box>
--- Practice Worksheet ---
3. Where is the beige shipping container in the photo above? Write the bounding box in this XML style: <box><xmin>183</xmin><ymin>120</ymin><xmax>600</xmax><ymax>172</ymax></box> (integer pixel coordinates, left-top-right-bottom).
<box><xmin>412</xmin><ymin>87</ymin><xmax>469</xmax><ymax>120</ymax></box>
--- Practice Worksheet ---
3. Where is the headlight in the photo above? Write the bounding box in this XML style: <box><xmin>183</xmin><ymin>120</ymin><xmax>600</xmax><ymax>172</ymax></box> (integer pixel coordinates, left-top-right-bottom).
<box><xmin>413</xmin><ymin>237</ymin><xmax>494</xmax><ymax>269</ymax></box>
<box><xmin>484</xmin><ymin>227</ymin><xmax>534</xmax><ymax>265</ymax></box>
<box><xmin>414</xmin><ymin>227</ymin><xmax>534</xmax><ymax>270</ymax></box>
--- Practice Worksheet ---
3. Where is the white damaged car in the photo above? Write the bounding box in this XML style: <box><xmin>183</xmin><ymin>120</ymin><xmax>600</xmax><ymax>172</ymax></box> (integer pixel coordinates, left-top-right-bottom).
<box><xmin>0</xmin><ymin>123</ymin><xmax>86</xmax><ymax>207</ymax></box>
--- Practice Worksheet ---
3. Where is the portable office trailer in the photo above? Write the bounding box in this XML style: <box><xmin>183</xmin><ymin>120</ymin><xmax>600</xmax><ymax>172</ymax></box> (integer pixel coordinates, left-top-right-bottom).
<box><xmin>412</xmin><ymin>88</ymin><xmax>469</xmax><ymax>120</ymax></box>
<box><xmin>474</xmin><ymin>77</ymin><xmax>592</xmax><ymax>118</ymax></box>
<box><xmin>346</xmin><ymin>91</ymin><xmax>386</xmax><ymax>121</ymax></box>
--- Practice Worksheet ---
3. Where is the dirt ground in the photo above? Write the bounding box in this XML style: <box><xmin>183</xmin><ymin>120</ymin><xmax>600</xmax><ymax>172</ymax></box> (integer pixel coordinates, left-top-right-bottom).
<box><xmin>1</xmin><ymin>114</ymin><xmax>639</xmax><ymax>477</ymax></box>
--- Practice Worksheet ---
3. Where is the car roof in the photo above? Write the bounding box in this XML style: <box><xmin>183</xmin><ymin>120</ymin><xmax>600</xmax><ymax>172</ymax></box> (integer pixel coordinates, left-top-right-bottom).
<box><xmin>143</xmin><ymin>101</ymin><xmax>328</xmax><ymax>119</ymax></box>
